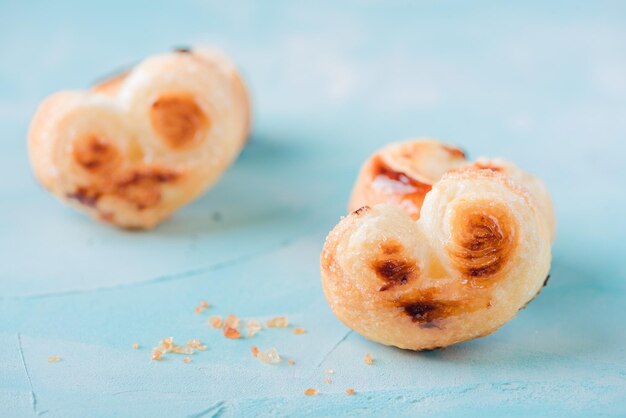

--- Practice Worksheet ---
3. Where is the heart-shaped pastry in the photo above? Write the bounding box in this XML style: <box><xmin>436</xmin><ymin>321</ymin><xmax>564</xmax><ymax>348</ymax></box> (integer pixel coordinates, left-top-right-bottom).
<box><xmin>322</xmin><ymin>141</ymin><xmax>554</xmax><ymax>350</ymax></box>
<box><xmin>28</xmin><ymin>47</ymin><xmax>250</xmax><ymax>229</ymax></box>
<box><xmin>348</xmin><ymin>139</ymin><xmax>555</xmax><ymax>240</ymax></box>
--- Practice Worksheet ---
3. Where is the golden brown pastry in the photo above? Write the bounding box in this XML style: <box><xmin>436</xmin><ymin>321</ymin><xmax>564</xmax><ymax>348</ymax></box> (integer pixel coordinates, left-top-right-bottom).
<box><xmin>348</xmin><ymin>139</ymin><xmax>467</xmax><ymax>221</ymax></box>
<box><xmin>28</xmin><ymin>47</ymin><xmax>250</xmax><ymax>229</ymax></box>
<box><xmin>322</xmin><ymin>147</ymin><xmax>553</xmax><ymax>350</ymax></box>
<box><xmin>469</xmin><ymin>157</ymin><xmax>556</xmax><ymax>241</ymax></box>
<box><xmin>349</xmin><ymin>139</ymin><xmax>555</xmax><ymax>241</ymax></box>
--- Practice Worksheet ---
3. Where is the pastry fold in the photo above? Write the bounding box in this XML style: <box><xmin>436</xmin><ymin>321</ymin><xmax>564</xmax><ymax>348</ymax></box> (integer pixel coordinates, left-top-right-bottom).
<box><xmin>348</xmin><ymin>139</ymin><xmax>555</xmax><ymax>240</ymax></box>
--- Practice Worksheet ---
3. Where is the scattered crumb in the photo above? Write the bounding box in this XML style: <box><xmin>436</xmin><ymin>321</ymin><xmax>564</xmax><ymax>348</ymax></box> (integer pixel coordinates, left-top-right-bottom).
<box><xmin>304</xmin><ymin>388</ymin><xmax>318</xmax><ymax>396</ymax></box>
<box><xmin>132</xmin><ymin>342</ymin><xmax>139</xmax><ymax>350</ymax></box>
<box><xmin>171</xmin><ymin>344</ymin><xmax>194</xmax><ymax>355</ymax></box>
<box><xmin>324</xmin><ymin>377</ymin><xmax>332</xmax><ymax>384</ymax></box>
<box><xmin>160</xmin><ymin>337</ymin><xmax>174</xmax><ymax>351</ymax></box>
<box><xmin>183</xmin><ymin>357</ymin><xmax>192</xmax><ymax>363</ymax></box>
<box><xmin>256</xmin><ymin>347</ymin><xmax>281</xmax><ymax>364</ymax></box>
<box><xmin>151</xmin><ymin>348</ymin><xmax>163</xmax><ymax>361</ymax></box>
<box><xmin>209</xmin><ymin>315</ymin><xmax>223</xmax><ymax>328</ymax></box>
<box><xmin>364</xmin><ymin>353</ymin><xmax>374</xmax><ymax>365</ymax></box>
<box><xmin>187</xmin><ymin>339</ymin><xmax>207</xmax><ymax>351</ymax></box>
<box><xmin>293</xmin><ymin>327</ymin><xmax>306</xmax><ymax>335</ymax></box>
<box><xmin>47</xmin><ymin>355</ymin><xmax>61</xmax><ymax>363</ymax></box>
<box><xmin>224</xmin><ymin>314</ymin><xmax>240</xmax><ymax>329</ymax></box>
<box><xmin>251</xmin><ymin>346</ymin><xmax>259</xmax><ymax>357</ymax></box>
<box><xmin>246</xmin><ymin>319</ymin><xmax>262</xmax><ymax>337</ymax></box>
<box><xmin>223</xmin><ymin>326</ymin><xmax>241</xmax><ymax>339</ymax></box>
<box><xmin>326</xmin><ymin>369</ymin><xmax>334</xmax><ymax>374</ymax></box>
<box><xmin>267</xmin><ymin>316</ymin><xmax>289</xmax><ymax>328</ymax></box>
<box><xmin>288</xmin><ymin>359</ymin><xmax>295</xmax><ymax>365</ymax></box>
<box><xmin>195</xmin><ymin>300</ymin><xmax>210</xmax><ymax>314</ymax></box>
<box><xmin>346</xmin><ymin>388</ymin><xmax>355</xmax><ymax>395</ymax></box>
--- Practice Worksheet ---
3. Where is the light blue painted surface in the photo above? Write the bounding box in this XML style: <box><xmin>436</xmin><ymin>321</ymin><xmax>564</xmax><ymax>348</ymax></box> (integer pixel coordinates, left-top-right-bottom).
<box><xmin>1</xmin><ymin>1</ymin><xmax>625</xmax><ymax>416</ymax></box>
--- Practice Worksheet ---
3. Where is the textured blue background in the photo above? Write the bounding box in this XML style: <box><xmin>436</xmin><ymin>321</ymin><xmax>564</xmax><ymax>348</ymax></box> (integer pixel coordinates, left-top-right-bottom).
<box><xmin>1</xmin><ymin>1</ymin><xmax>625</xmax><ymax>417</ymax></box>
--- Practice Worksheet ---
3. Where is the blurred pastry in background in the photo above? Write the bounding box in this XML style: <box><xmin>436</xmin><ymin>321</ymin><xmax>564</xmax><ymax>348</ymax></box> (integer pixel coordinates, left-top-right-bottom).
<box><xmin>28</xmin><ymin>47</ymin><xmax>251</xmax><ymax>229</ymax></box>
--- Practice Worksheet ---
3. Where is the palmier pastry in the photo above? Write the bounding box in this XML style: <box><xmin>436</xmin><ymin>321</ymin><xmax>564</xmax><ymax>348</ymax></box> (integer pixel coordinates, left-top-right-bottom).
<box><xmin>28</xmin><ymin>47</ymin><xmax>250</xmax><ymax>229</ymax></box>
<box><xmin>323</xmin><ymin>142</ymin><xmax>553</xmax><ymax>350</ymax></box>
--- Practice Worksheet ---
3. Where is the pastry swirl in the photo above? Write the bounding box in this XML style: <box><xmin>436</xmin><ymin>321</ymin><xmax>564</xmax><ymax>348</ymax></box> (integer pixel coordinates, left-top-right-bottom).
<box><xmin>28</xmin><ymin>47</ymin><xmax>250</xmax><ymax>229</ymax></box>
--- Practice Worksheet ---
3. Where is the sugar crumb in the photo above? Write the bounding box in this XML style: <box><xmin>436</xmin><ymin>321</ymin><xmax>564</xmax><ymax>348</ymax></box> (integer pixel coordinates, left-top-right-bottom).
<box><xmin>171</xmin><ymin>344</ymin><xmax>194</xmax><ymax>355</ymax></box>
<box><xmin>160</xmin><ymin>337</ymin><xmax>174</xmax><ymax>352</ymax></box>
<box><xmin>266</xmin><ymin>316</ymin><xmax>289</xmax><ymax>328</ymax></box>
<box><xmin>209</xmin><ymin>315</ymin><xmax>223</xmax><ymax>328</ymax></box>
<box><xmin>246</xmin><ymin>319</ymin><xmax>262</xmax><ymax>337</ymax></box>
<box><xmin>223</xmin><ymin>326</ymin><xmax>241</xmax><ymax>339</ymax></box>
<box><xmin>256</xmin><ymin>347</ymin><xmax>281</xmax><ymax>364</ymax></box>
<box><xmin>195</xmin><ymin>300</ymin><xmax>210</xmax><ymax>314</ymax></box>
<box><xmin>187</xmin><ymin>339</ymin><xmax>207</xmax><ymax>351</ymax></box>
<box><xmin>224</xmin><ymin>314</ymin><xmax>240</xmax><ymax>329</ymax></box>
<box><xmin>151</xmin><ymin>348</ymin><xmax>163</xmax><ymax>361</ymax></box>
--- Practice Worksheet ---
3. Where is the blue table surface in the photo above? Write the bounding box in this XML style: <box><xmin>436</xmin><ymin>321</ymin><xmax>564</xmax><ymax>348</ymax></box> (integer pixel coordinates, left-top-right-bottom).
<box><xmin>1</xmin><ymin>1</ymin><xmax>625</xmax><ymax>417</ymax></box>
